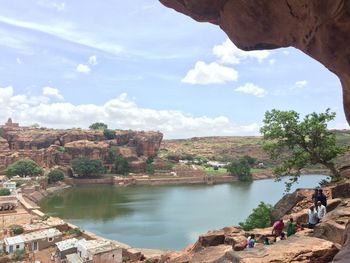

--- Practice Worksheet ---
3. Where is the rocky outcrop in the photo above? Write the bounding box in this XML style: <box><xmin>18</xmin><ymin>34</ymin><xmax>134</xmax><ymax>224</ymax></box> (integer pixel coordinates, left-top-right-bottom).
<box><xmin>0</xmin><ymin>121</ymin><xmax>163</xmax><ymax>173</ymax></box>
<box><xmin>332</xmin><ymin>220</ymin><xmax>350</xmax><ymax>262</ymax></box>
<box><xmin>160</xmin><ymin>0</ymin><xmax>350</xmax><ymax>124</ymax></box>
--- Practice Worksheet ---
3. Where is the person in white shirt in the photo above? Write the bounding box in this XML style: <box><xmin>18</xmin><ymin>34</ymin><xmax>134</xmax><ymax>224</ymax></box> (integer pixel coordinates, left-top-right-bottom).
<box><xmin>316</xmin><ymin>201</ymin><xmax>326</xmax><ymax>221</ymax></box>
<box><xmin>307</xmin><ymin>206</ymin><xmax>318</xmax><ymax>228</ymax></box>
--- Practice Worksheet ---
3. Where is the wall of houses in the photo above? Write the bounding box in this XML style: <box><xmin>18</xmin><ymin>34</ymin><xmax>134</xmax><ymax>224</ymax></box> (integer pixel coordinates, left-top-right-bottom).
<box><xmin>92</xmin><ymin>248</ymin><xmax>122</xmax><ymax>263</ymax></box>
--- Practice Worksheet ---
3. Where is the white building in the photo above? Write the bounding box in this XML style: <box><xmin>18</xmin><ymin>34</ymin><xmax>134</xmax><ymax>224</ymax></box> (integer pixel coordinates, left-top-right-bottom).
<box><xmin>3</xmin><ymin>181</ymin><xmax>16</xmax><ymax>193</ymax></box>
<box><xmin>4</xmin><ymin>235</ymin><xmax>25</xmax><ymax>253</ymax></box>
<box><xmin>76</xmin><ymin>239</ymin><xmax>122</xmax><ymax>262</ymax></box>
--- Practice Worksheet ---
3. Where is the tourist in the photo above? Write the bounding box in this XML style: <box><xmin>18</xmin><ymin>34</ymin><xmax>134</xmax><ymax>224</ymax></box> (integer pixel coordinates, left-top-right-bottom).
<box><xmin>248</xmin><ymin>234</ymin><xmax>256</xmax><ymax>248</ymax></box>
<box><xmin>317</xmin><ymin>189</ymin><xmax>327</xmax><ymax>207</ymax></box>
<box><xmin>311</xmin><ymin>188</ymin><xmax>319</xmax><ymax>207</ymax></box>
<box><xmin>263</xmin><ymin>236</ymin><xmax>270</xmax><ymax>245</ymax></box>
<box><xmin>307</xmin><ymin>206</ymin><xmax>318</xmax><ymax>228</ymax></box>
<box><xmin>280</xmin><ymin>232</ymin><xmax>286</xmax><ymax>240</ymax></box>
<box><xmin>272</xmin><ymin>219</ymin><xmax>284</xmax><ymax>237</ymax></box>
<box><xmin>316</xmin><ymin>201</ymin><xmax>327</xmax><ymax>221</ymax></box>
<box><xmin>286</xmin><ymin>218</ymin><xmax>296</xmax><ymax>237</ymax></box>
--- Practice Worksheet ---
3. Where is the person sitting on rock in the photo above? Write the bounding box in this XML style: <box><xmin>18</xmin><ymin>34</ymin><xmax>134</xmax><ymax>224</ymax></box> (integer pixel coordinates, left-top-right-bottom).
<box><xmin>311</xmin><ymin>188</ymin><xmax>319</xmax><ymax>207</ymax></box>
<box><xmin>248</xmin><ymin>234</ymin><xmax>256</xmax><ymax>248</ymax></box>
<box><xmin>316</xmin><ymin>201</ymin><xmax>326</xmax><ymax>221</ymax></box>
<box><xmin>317</xmin><ymin>189</ymin><xmax>327</xmax><ymax>207</ymax></box>
<box><xmin>280</xmin><ymin>232</ymin><xmax>286</xmax><ymax>240</ymax></box>
<box><xmin>287</xmin><ymin>218</ymin><xmax>296</xmax><ymax>237</ymax></box>
<box><xmin>307</xmin><ymin>206</ymin><xmax>318</xmax><ymax>228</ymax></box>
<box><xmin>263</xmin><ymin>236</ymin><xmax>270</xmax><ymax>245</ymax></box>
<box><xmin>272</xmin><ymin>219</ymin><xmax>284</xmax><ymax>237</ymax></box>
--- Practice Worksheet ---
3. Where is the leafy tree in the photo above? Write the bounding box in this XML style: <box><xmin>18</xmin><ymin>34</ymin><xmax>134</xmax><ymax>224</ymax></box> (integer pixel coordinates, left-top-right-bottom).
<box><xmin>242</xmin><ymin>155</ymin><xmax>257</xmax><ymax>166</ymax></box>
<box><xmin>260</xmin><ymin>109</ymin><xmax>347</xmax><ymax>191</ymax></box>
<box><xmin>239</xmin><ymin>202</ymin><xmax>273</xmax><ymax>231</ymax></box>
<box><xmin>12</xmin><ymin>249</ymin><xmax>24</xmax><ymax>261</ymax></box>
<box><xmin>103</xmin><ymin>128</ymin><xmax>116</xmax><ymax>140</ymax></box>
<box><xmin>0</xmin><ymin>188</ymin><xmax>10</xmax><ymax>196</ymax></box>
<box><xmin>107</xmin><ymin>148</ymin><xmax>117</xmax><ymax>164</ymax></box>
<box><xmin>5</xmin><ymin>159</ymin><xmax>43</xmax><ymax>178</ymax></box>
<box><xmin>71</xmin><ymin>157</ymin><xmax>105</xmax><ymax>177</ymax></box>
<box><xmin>89</xmin><ymin>122</ymin><xmax>108</xmax><ymax>130</ymax></box>
<box><xmin>113</xmin><ymin>155</ymin><xmax>129</xmax><ymax>175</ymax></box>
<box><xmin>10</xmin><ymin>225</ymin><xmax>24</xmax><ymax>235</ymax></box>
<box><xmin>227</xmin><ymin>158</ymin><xmax>252</xmax><ymax>182</ymax></box>
<box><xmin>48</xmin><ymin>169</ymin><xmax>64</xmax><ymax>184</ymax></box>
<box><xmin>146</xmin><ymin>163</ymin><xmax>155</xmax><ymax>174</ymax></box>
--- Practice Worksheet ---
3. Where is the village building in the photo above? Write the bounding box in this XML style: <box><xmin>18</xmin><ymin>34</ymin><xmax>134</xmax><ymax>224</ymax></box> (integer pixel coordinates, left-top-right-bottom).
<box><xmin>22</xmin><ymin>228</ymin><xmax>62</xmax><ymax>252</ymax></box>
<box><xmin>4</xmin><ymin>235</ymin><xmax>25</xmax><ymax>253</ymax></box>
<box><xmin>75</xmin><ymin>239</ymin><xmax>122</xmax><ymax>263</ymax></box>
<box><xmin>3</xmin><ymin>181</ymin><xmax>16</xmax><ymax>193</ymax></box>
<box><xmin>56</xmin><ymin>238</ymin><xmax>79</xmax><ymax>261</ymax></box>
<box><xmin>0</xmin><ymin>195</ymin><xmax>18</xmax><ymax>211</ymax></box>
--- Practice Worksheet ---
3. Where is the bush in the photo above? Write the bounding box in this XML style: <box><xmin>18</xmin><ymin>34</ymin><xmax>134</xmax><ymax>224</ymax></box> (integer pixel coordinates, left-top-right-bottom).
<box><xmin>67</xmin><ymin>228</ymin><xmax>83</xmax><ymax>236</ymax></box>
<box><xmin>227</xmin><ymin>158</ymin><xmax>252</xmax><ymax>182</ymax></box>
<box><xmin>146</xmin><ymin>163</ymin><xmax>155</xmax><ymax>174</ymax></box>
<box><xmin>89</xmin><ymin>122</ymin><xmax>108</xmax><ymax>130</ymax></box>
<box><xmin>48</xmin><ymin>169</ymin><xmax>64</xmax><ymax>184</ymax></box>
<box><xmin>113</xmin><ymin>155</ymin><xmax>129</xmax><ymax>175</ymax></box>
<box><xmin>0</xmin><ymin>188</ymin><xmax>10</xmax><ymax>196</ymax></box>
<box><xmin>12</xmin><ymin>249</ymin><xmax>24</xmax><ymax>261</ymax></box>
<box><xmin>71</xmin><ymin>157</ymin><xmax>105</xmax><ymax>178</ymax></box>
<box><xmin>103</xmin><ymin>129</ymin><xmax>116</xmax><ymax>140</ymax></box>
<box><xmin>239</xmin><ymin>202</ymin><xmax>273</xmax><ymax>231</ymax></box>
<box><xmin>242</xmin><ymin>155</ymin><xmax>257</xmax><ymax>166</ymax></box>
<box><xmin>10</xmin><ymin>225</ymin><xmax>24</xmax><ymax>235</ymax></box>
<box><xmin>5</xmin><ymin>159</ymin><xmax>43</xmax><ymax>178</ymax></box>
<box><xmin>57</xmin><ymin>146</ymin><xmax>65</xmax><ymax>153</ymax></box>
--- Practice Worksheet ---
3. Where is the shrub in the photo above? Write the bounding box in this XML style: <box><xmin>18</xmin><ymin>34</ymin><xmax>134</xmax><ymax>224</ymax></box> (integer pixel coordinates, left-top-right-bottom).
<box><xmin>67</xmin><ymin>228</ymin><xmax>83</xmax><ymax>236</ymax></box>
<box><xmin>10</xmin><ymin>225</ymin><xmax>24</xmax><ymax>235</ymax></box>
<box><xmin>12</xmin><ymin>249</ymin><xmax>24</xmax><ymax>261</ymax></box>
<box><xmin>57</xmin><ymin>146</ymin><xmax>65</xmax><ymax>153</ymax></box>
<box><xmin>103</xmin><ymin>129</ymin><xmax>116</xmax><ymax>140</ymax></box>
<box><xmin>239</xmin><ymin>202</ymin><xmax>273</xmax><ymax>231</ymax></box>
<box><xmin>48</xmin><ymin>169</ymin><xmax>64</xmax><ymax>184</ymax></box>
<box><xmin>113</xmin><ymin>155</ymin><xmax>129</xmax><ymax>175</ymax></box>
<box><xmin>5</xmin><ymin>159</ymin><xmax>43</xmax><ymax>178</ymax></box>
<box><xmin>0</xmin><ymin>188</ymin><xmax>11</xmax><ymax>196</ymax></box>
<box><xmin>71</xmin><ymin>157</ymin><xmax>105</xmax><ymax>178</ymax></box>
<box><xmin>89</xmin><ymin>122</ymin><xmax>108</xmax><ymax>130</ymax></box>
<box><xmin>146</xmin><ymin>163</ymin><xmax>155</xmax><ymax>174</ymax></box>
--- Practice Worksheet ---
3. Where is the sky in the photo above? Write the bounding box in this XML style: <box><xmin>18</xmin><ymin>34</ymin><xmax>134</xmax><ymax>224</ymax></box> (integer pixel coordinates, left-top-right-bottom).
<box><xmin>0</xmin><ymin>0</ymin><xmax>348</xmax><ymax>139</ymax></box>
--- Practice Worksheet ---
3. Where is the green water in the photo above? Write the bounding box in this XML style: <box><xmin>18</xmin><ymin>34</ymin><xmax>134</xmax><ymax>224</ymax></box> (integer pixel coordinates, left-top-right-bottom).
<box><xmin>40</xmin><ymin>175</ymin><xmax>326</xmax><ymax>250</ymax></box>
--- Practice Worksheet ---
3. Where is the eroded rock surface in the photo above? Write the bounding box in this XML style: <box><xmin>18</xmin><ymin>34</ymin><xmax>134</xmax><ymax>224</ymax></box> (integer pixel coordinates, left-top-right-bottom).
<box><xmin>160</xmin><ymin>0</ymin><xmax>350</xmax><ymax>125</ymax></box>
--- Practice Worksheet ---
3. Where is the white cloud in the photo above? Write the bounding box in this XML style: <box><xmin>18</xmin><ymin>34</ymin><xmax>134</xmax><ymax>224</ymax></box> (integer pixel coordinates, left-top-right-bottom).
<box><xmin>88</xmin><ymin>55</ymin><xmax>97</xmax><ymax>65</ymax></box>
<box><xmin>213</xmin><ymin>39</ymin><xmax>270</xmax><ymax>65</ymax></box>
<box><xmin>182</xmin><ymin>61</ymin><xmax>238</xmax><ymax>85</ymax></box>
<box><xmin>235</xmin><ymin>83</ymin><xmax>267</xmax><ymax>97</ymax></box>
<box><xmin>37</xmin><ymin>0</ymin><xmax>65</xmax><ymax>11</ymax></box>
<box><xmin>16</xmin><ymin>58</ymin><xmax>22</xmax><ymax>64</ymax></box>
<box><xmin>0</xmin><ymin>16</ymin><xmax>123</xmax><ymax>55</ymax></box>
<box><xmin>293</xmin><ymin>80</ymin><xmax>308</xmax><ymax>89</ymax></box>
<box><xmin>76</xmin><ymin>64</ymin><xmax>91</xmax><ymax>74</ymax></box>
<box><xmin>269</xmin><ymin>59</ymin><xmax>276</xmax><ymax>65</ymax></box>
<box><xmin>42</xmin><ymin>86</ymin><xmax>64</xmax><ymax>100</ymax></box>
<box><xmin>0</xmin><ymin>86</ymin><xmax>260</xmax><ymax>139</ymax></box>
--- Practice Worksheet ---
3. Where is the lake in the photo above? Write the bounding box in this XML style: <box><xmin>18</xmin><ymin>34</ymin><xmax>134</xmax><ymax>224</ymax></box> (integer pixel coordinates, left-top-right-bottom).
<box><xmin>40</xmin><ymin>175</ymin><xmax>326</xmax><ymax>250</ymax></box>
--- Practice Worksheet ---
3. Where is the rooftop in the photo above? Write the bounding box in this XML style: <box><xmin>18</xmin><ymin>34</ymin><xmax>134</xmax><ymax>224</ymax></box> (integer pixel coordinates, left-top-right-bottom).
<box><xmin>78</xmin><ymin>239</ymin><xmax>117</xmax><ymax>255</ymax></box>
<box><xmin>22</xmin><ymin>228</ymin><xmax>62</xmax><ymax>242</ymax></box>
<box><xmin>56</xmin><ymin>238</ymin><xmax>79</xmax><ymax>251</ymax></box>
<box><xmin>4</xmin><ymin>235</ymin><xmax>24</xmax><ymax>246</ymax></box>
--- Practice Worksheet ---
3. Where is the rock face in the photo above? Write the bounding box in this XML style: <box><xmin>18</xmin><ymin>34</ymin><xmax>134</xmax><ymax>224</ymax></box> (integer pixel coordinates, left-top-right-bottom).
<box><xmin>160</xmin><ymin>0</ymin><xmax>350</xmax><ymax>126</ymax></box>
<box><xmin>0</xmin><ymin>120</ymin><xmax>163</xmax><ymax>173</ymax></box>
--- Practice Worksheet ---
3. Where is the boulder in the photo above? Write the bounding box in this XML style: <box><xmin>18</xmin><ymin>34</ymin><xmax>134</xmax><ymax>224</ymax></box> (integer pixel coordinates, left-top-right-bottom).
<box><xmin>331</xmin><ymin>220</ymin><xmax>350</xmax><ymax>262</ymax></box>
<box><xmin>271</xmin><ymin>190</ymin><xmax>305</xmax><ymax>222</ymax></box>
<box><xmin>332</xmin><ymin>182</ymin><xmax>350</xmax><ymax>199</ymax></box>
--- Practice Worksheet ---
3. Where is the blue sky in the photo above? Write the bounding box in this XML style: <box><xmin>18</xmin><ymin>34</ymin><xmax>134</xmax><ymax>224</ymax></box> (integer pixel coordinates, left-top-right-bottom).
<box><xmin>0</xmin><ymin>0</ymin><xmax>347</xmax><ymax>138</ymax></box>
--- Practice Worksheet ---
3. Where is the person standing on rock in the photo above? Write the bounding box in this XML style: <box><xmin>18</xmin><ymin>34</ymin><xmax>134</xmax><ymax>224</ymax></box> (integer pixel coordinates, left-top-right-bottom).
<box><xmin>317</xmin><ymin>189</ymin><xmax>327</xmax><ymax>207</ymax></box>
<box><xmin>311</xmin><ymin>188</ymin><xmax>319</xmax><ymax>207</ymax></box>
<box><xmin>316</xmin><ymin>201</ymin><xmax>327</xmax><ymax>221</ymax></box>
<box><xmin>307</xmin><ymin>206</ymin><xmax>318</xmax><ymax>228</ymax></box>
<box><xmin>287</xmin><ymin>218</ymin><xmax>296</xmax><ymax>237</ymax></box>
<box><xmin>272</xmin><ymin>219</ymin><xmax>284</xmax><ymax>237</ymax></box>
<box><xmin>248</xmin><ymin>234</ymin><xmax>256</xmax><ymax>248</ymax></box>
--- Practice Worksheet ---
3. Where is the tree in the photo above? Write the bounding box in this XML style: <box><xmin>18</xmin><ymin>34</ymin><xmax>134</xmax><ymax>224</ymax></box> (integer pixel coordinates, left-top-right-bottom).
<box><xmin>10</xmin><ymin>225</ymin><xmax>24</xmax><ymax>235</ymax></box>
<box><xmin>227</xmin><ymin>158</ymin><xmax>252</xmax><ymax>182</ymax></box>
<box><xmin>113</xmin><ymin>155</ymin><xmax>129</xmax><ymax>175</ymax></box>
<box><xmin>89</xmin><ymin>122</ymin><xmax>108</xmax><ymax>130</ymax></box>
<box><xmin>71</xmin><ymin>157</ymin><xmax>105</xmax><ymax>177</ymax></box>
<box><xmin>5</xmin><ymin>159</ymin><xmax>43</xmax><ymax>178</ymax></box>
<box><xmin>260</xmin><ymin>109</ymin><xmax>347</xmax><ymax>191</ymax></box>
<box><xmin>0</xmin><ymin>188</ymin><xmax>10</xmax><ymax>196</ymax></box>
<box><xmin>239</xmin><ymin>202</ymin><xmax>273</xmax><ymax>231</ymax></box>
<box><xmin>242</xmin><ymin>155</ymin><xmax>257</xmax><ymax>166</ymax></box>
<box><xmin>48</xmin><ymin>169</ymin><xmax>64</xmax><ymax>184</ymax></box>
<box><xmin>103</xmin><ymin>129</ymin><xmax>116</xmax><ymax>140</ymax></box>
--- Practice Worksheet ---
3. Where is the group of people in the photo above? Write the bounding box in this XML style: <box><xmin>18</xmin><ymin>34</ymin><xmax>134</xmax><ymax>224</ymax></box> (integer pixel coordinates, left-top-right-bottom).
<box><xmin>307</xmin><ymin>188</ymin><xmax>327</xmax><ymax>228</ymax></box>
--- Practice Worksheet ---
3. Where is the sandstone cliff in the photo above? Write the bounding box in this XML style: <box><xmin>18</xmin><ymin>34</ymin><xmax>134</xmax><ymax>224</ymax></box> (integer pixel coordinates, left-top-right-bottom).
<box><xmin>0</xmin><ymin>119</ymin><xmax>163</xmax><ymax>173</ymax></box>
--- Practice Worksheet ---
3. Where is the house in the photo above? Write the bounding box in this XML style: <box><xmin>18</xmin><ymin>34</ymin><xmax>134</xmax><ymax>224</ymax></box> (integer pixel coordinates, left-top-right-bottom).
<box><xmin>22</xmin><ymin>228</ymin><xmax>62</xmax><ymax>251</ymax></box>
<box><xmin>4</xmin><ymin>235</ymin><xmax>25</xmax><ymax>253</ymax></box>
<box><xmin>55</xmin><ymin>238</ymin><xmax>79</xmax><ymax>260</ymax></box>
<box><xmin>3</xmin><ymin>181</ymin><xmax>16</xmax><ymax>193</ymax></box>
<box><xmin>76</xmin><ymin>239</ymin><xmax>122</xmax><ymax>263</ymax></box>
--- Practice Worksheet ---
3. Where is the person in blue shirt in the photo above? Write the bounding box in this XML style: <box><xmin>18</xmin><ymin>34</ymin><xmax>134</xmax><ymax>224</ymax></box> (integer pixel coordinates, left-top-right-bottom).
<box><xmin>248</xmin><ymin>234</ymin><xmax>256</xmax><ymax>248</ymax></box>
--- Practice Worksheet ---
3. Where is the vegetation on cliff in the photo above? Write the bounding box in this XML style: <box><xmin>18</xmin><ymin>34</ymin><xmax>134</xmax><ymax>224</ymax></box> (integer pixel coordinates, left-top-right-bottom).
<box><xmin>261</xmin><ymin>109</ymin><xmax>347</xmax><ymax>191</ymax></box>
<box><xmin>47</xmin><ymin>169</ymin><xmax>64</xmax><ymax>184</ymax></box>
<box><xmin>112</xmin><ymin>155</ymin><xmax>129</xmax><ymax>175</ymax></box>
<box><xmin>239</xmin><ymin>201</ymin><xmax>273</xmax><ymax>231</ymax></box>
<box><xmin>5</xmin><ymin>159</ymin><xmax>43</xmax><ymax>177</ymax></box>
<box><xmin>71</xmin><ymin>157</ymin><xmax>105</xmax><ymax>177</ymax></box>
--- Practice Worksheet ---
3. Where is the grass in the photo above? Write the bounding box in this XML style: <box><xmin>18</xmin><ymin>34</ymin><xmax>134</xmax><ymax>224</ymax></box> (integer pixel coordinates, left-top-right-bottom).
<box><xmin>200</xmin><ymin>166</ymin><xmax>228</xmax><ymax>175</ymax></box>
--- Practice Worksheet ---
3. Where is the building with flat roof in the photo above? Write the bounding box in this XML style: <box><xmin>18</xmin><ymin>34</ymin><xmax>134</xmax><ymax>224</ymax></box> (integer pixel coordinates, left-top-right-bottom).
<box><xmin>56</xmin><ymin>238</ymin><xmax>79</xmax><ymax>260</ymax></box>
<box><xmin>4</xmin><ymin>235</ymin><xmax>25</xmax><ymax>253</ymax></box>
<box><xmin>22</xmin><ymin>228</ymin><xmax>62</xmax><ymax>251</ymax></box>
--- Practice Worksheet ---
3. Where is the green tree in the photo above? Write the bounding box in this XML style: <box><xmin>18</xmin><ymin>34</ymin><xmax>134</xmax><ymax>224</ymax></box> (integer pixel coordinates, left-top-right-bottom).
<box><xmin>239</xmin><ymin>202</ymin><xmax>273</xmax><ymax>231</ymax></box>
<box><xmin>71</xmin><ymin>157</ymin><xmax>105</xmax><ymax>177</ymax></box>
<box><xmin>10</xmin><ymin>225</ymin><xmax>24</xmax><ymax>235</ymax></box>
<box><xmin>227</xmin><ymin>158</ymin><xmax>252</xmax><ymax>182</ymax></box>
<box><xmin>89</xmin><ymin>122</ymin><xmax>108</xmax><ymax>130</ymax></box>
<box><xmin>260</xmin><ymin>109</ymin><xmax>347</xmax><ymax>191</ymax></box>
<box><xmin>242</xmin><ymin>155</ymin><xmax>257</xmax><ymax>166</ymax></box>
<box><xmin>0</xmin><ymin>188</ymin><xmax>11</xmax><ymax>196</ymax></box>
<box><xmin>5</xmin><ymin>159</ymin><xmax>43</xmax><ymax>178</ymax></box>
<box><xmin>113</xmin><ymin>155</ymin><xmax>129</xmax><ymax>175</ymax></box>
<box><xmin>47</xmin><ymin>169</ymin><xmax>64</xmax><ymax>184</ymax></box>
<box><xmin>103</xmin><ymin>129</ymin><xmax>116</xmax><ymax>140</ymax></box>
